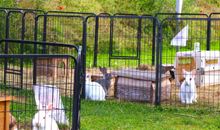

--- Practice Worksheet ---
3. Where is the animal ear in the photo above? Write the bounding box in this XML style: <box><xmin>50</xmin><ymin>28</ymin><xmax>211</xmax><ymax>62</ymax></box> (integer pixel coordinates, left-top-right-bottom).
<box><xmin>182</xmin><ymin>69</ymin><xmax>186</xmax><ymax>78</ymax></box>
<box><xmin>86</xmin><ymin>73</ymin><xmax>91</xmax><ymax>81</ymax></box>
<box><xmin>182</xmin><ymin>69</ymin><xmax>186</xmax><ymax>74</ymax></box>
<box><xmin>86</xmin><ymin>73</ymin><xmax>90</xmax><ymax>77</ymax></box>
<box><xmin>191</xmin><ymin>69</ymin><xmax>196</xmax><ymax>77</ymax></box>
<box><xmin>99</xmin><ymin>66</ymin><xmax>107</xmax><ymax>74</ymax></box>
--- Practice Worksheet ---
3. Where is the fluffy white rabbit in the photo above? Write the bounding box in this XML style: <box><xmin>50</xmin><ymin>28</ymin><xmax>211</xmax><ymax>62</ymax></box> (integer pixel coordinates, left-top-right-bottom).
<box><xmin>179</xmin><ymin>69</ymin><xmax>197</xmax><ymax>104</ymax></box>
<box><xmin>32</xmin><ymin>104</ymin><xmax>59</xmax><ymax>130</ymax></box>
<box><xmin>85</xmin><ymin>73</ymin><xmax>106</xmax><ymax>101</ymax></box>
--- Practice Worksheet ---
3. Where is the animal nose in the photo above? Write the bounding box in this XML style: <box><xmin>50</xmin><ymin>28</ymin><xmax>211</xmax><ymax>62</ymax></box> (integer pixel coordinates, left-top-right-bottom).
<box><xmin>190</xmin><ymin>78</ymin><xmax>192</xmax><ymax>81</ymax></box>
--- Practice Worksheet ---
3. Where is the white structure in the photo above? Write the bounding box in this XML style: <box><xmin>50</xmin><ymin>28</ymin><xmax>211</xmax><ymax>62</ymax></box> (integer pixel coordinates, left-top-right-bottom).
<box><xmin>175</xmin><ymin>51</ymin><xmax>220</xmax><ymax>87</ymax></box>
<box><xmin>171</xmin><ymin>25</ymin><xmax>188</xmax><ymax>46</ymax></box>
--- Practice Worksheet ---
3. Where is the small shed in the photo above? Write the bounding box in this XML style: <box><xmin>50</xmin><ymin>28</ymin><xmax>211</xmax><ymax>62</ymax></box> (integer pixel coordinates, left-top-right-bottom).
<box><xmin>113</xmin><ymin>69</ymin><xmax>171</xmax><ymax>103</ymax></box>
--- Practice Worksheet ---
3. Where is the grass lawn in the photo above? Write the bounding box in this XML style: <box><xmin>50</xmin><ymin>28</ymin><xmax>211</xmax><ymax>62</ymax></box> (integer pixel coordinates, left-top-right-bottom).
<box><xmin>81</xmin><ymin>100</ymin><xmax>220</xmax><ymax>130</ymax></box>
<box><xmin>1</xmin><ymin>84</ymin><xmax>220</xmax><ymax>130</ymax></box>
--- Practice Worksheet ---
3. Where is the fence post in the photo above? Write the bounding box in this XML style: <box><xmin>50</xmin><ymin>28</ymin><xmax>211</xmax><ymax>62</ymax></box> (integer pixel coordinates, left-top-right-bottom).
<box><xmin>152</xmin><ymin>18</ymin><xmax>156</xmax><ymax>66</ymax></box>
<box><xmin>206</xmin><ymin>17</ymin><xmax>211</xmax><ymax>50</ymax></box>
<box><xmin>137</xmin><ymin>16</ymin><xmax>142</xmax><ymax>65</ymax></box>
<box><xmin>81</xmin><ymin>18</ymin><xmax>87</xmax><ymax>99</ymax></box>
<box><xmin>109</xmin><ymin>16</ymin><xmax>113</xmax><ymax>67</ymax></box>
<box><xmin>33</xmin><ymin>16</ymin><xmax>39</xmax><ymax>85</ymax></box>
<box><xmin>4</xmin><ymin>11</ymin><xmax>9</xmax><ymax>85</ymax></box>
<box><xmin>20</xmin><ymin>11</ymin><xmax>25</xmax><ymax>89</ymax></box>
<box><xmin>93</xmin><ymin>15</ymin><xmax>99</xmax><ymax>67</ymax></box>
<box><xmin>42</xmin><ymin>14</ymin><xmax>47</xmax><ymax>53</ymax></box>
<box><xmin>155</xmin><ymin>21</ymin><xmax>162</xmax><ymax>106</ymax></box>
<box><xmin>72</xmin><ymin>47</ymin><xmax>82</xmax><ymax>130</ymax></box>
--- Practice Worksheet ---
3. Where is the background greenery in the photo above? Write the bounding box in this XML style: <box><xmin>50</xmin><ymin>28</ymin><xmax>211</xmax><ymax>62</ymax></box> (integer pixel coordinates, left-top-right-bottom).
<box><xmin>0</xmin><ymin>0</ymin><xmax>220</xmax><ymax>67</ymax></box>
<box><xmin>1</xmin><ymin>0</ymin><xmax>220</xmax><ymax>15</ymax></box>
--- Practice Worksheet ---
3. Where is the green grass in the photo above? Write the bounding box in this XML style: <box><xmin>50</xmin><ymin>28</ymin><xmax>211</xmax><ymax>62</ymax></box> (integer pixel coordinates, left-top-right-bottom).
<box><xmin>81</xmin><ymin>100</ymin><xmax>220</xmax><ymax>130</ymax></box>
<box><xmin>86</xmin><ymin>42</ymin><xmax>220</xmax><ymax>68</ymax></box>
<box><xmin>86</xmin><ymin>49</ymin><xmax>155</xmax><ymax>68</ymax></box>
<box><xmin>1</xmin><ymin>84</ymin><xmax>220</xmax><ymax>129</ymax></box>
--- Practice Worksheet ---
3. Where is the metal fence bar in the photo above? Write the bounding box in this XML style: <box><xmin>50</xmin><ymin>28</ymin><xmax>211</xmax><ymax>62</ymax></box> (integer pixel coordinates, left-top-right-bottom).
<box><xmin>42</xmin><ymin>14</ymin><xmax>47</xmax><ymax>53</ymax></box>
<box><xmin>93</xmin><ymin>15</ymin><xmax>99</xmax><ymax>67</ymax></box>
<box><xmin>72</xmin><ymin>48</ymin><xmax>82</xmax><ymax>130</ymax></box>
<box><xmin>81</xmin><ymin>17</ymin><xmax>87</xmax><ymax>99</ymax></box>
<box><xmin>152</xmin><ymin>18</ymin><xmax>157</xmax><ymax>65</ymax></box>
<box><xmin>155</xmin><ymin>21</ymin><xmax>162</xmax><ymax>105</ymax></box>
<box><xmin>206</xmin><ymin>17</ymin><xmax>211</xmax><ymax>50</ymax></box>
<box><xmin>109</xmin><ymin>16</ymin><xmax>113</xmax><ymax>67</ymax></box>
<box><xmin>137</xmin><ymin>16</ymin><xmax>142</xmax><ymax>65</ymax></box>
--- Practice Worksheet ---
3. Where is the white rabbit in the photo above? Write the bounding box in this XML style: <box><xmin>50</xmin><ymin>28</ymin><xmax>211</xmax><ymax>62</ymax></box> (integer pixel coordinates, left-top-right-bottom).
<box><xmin>85</xmin><ymin>73</ymin><xmax>106</xmax><ymax>101</ymax></box>
<box><xmin>32</xmin><ymin>104</ymin><xmax>59</xmax><ymax>130</ymax></box>
<box><xmin>179</xmin><ymin>69</ymin><xmax>197</xmax><ymax>104</ymax></box>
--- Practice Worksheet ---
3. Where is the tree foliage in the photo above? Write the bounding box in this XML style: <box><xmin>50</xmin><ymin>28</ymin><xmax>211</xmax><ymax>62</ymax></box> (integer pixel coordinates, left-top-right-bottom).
<box><xmin>0</xmin><ymin>0</ymin><xmax>206</xmax><ymax>15</ymax></box>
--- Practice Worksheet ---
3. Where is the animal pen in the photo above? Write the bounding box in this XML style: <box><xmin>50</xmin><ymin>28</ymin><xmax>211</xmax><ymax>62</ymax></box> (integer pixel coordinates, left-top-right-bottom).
<box><xmin>1</xmin><ymin>7</ymin><xmax>220</xmax><ymax>129</ymax></box>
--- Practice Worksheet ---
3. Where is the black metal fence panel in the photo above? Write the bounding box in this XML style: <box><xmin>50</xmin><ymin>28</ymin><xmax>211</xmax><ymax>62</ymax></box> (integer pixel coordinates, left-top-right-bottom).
<box><xmin>35</xmin><ymin>15</ymin><xmax>84</xmax><ymax>44</ymax></box>
<box><xmin>82</xmin><ymin>15</ymin><xmax>159</xmax><ymax>129</ymax></box>
<box><xmin>0</xmin><ymin>9</ymin><xmax>84</xmax><ymax>130</ymax></box>
<box><xmin>86</xmin><ymin>15</ymin><xmax>156</xmax><ymax>67</ymax></box>
<box><xmin>209</xmin><ymin>13</ymin><xmax>220</xmax><ymax>51</ymax></box>
<box><xmin>159</xmin><ymin>16</ymin><xmax>220</xmax><ymax>110</ymax></box>
<box><xmin>0</xmin><ymin>39</ymin><xmax>82</xmax><ymax>130</ymax></box>
<box><xmin>0</xmin><ymin>54</ymin><xmax>78</xmax><ymax>130</ymax></box>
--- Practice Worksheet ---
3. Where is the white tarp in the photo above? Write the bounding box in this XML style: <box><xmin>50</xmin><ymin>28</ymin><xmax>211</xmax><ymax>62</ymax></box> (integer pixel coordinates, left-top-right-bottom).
<box><xmin>171</xmin><ymin>25</ymin><xmax>188</xmax><ymax>46</ymax></box>
<box><xmin>33</xmin><ymin>85</ymin><xmax>68</xmax><ymax>125</ymax></box>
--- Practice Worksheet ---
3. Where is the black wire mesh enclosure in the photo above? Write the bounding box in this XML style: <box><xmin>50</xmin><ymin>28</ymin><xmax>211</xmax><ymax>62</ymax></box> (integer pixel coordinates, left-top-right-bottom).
<box><xmin>81</xmin><ymin>14</ymin><xmax>163</xmax><ymax>129</ymax></box>
<box><xmin>0</xmin><ymin>54</ymin><xmax>76</xmax><ymax>129</ymax></box>
<box><xmin>85</xmin><ymin>14</ymin><xmax>159</xmax><ymax>101</ymax></box>
<box><xmin>159</xmin><ymin>15</ymin><xmax>220</xmax><ymax>109</ymax></box>
<box><xmin>0</xmin><ymin>39</ymin><xmax>82</xmax><ymax>130</ymax></box>
<box><xmin>2</xmin><ymin>7</ymin><xmax>220</xmax><ymax>130</ymax></box>
<box><xmin>83</xmin><ymin>14</ymin><xmax>220</xmax><ymax>129</ymax></box>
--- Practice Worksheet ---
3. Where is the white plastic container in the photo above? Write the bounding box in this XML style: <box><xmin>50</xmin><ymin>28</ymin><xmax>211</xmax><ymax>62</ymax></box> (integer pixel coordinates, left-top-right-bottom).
<box><xmin>174</xmin><ymin>51</ymin><xmax>220</xmax><ymax>87</ymax></box>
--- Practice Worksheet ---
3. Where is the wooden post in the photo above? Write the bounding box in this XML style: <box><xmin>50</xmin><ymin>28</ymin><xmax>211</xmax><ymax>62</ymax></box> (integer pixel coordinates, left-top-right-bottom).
<box><xmin>0</xmin><ymin>96</ymin><xmax>11</xmax><ymax>130</ymax></box>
